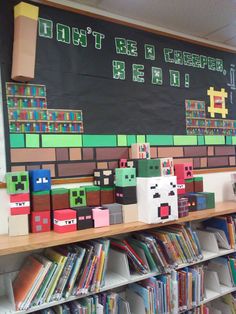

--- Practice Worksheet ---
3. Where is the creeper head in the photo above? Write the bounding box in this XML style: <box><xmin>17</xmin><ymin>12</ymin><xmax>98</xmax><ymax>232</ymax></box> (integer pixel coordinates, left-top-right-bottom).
<box><xmin>6</xmin><ymin>171</ymin><xmax>29</xmax><ymax>194</ymax></box>
<box><xmin>174</xmin><ymin>162</ymin><xmax>193</xmax><ymax>180</ymax></box>
<box><xmin>70</xmin><ymin>187</ymin><xmax>86</xmax><ymax>207</ymax></box>
<box><xmin>29</xmin><ymin>169</ymin><xmax>51</xmax><ymax>192</ymax></box>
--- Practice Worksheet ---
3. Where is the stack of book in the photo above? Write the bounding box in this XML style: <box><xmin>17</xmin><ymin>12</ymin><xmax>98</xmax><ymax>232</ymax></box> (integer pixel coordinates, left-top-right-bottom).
<box><xmin>13</xmin><ymin>239</ymin><xmax>110</xmax><ymax>310</ymax></box>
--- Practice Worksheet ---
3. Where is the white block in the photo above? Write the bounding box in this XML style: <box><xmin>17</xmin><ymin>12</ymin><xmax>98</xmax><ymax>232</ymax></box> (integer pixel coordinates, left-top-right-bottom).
<box><xmin>137</xmin><ymin>176</ymin><xmax>178</xmax><ymax>223</ymax></box>
<box><xmin>8</xmin><ymin>214</ymin><xmax>29</xmax><ymax>236</ymax></box>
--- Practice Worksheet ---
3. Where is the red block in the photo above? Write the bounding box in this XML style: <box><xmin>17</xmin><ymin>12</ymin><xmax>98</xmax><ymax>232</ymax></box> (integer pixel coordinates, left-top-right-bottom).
<box><xmin>31</xmin><ymin>210</ymin><xmax>50</xmax><ymax>233</ymax></box>
<box><xmin>177</xmin><ymin>179</ymin><xmax>185</xmax><ymax>195</ymax></box>
<box><xmin>10</xmin><ymin>193</ymin><xmax>30</xmax><ymax>215</ymax></box>
<box><xmin>54</xmin><ymin>209</ymin><xmax>77</xmax><ymax>233</ymax></box>
<box><xmin>174</xmin><ymin>163</ymin><xmax>193</xmax><ymax>180</ymax></box>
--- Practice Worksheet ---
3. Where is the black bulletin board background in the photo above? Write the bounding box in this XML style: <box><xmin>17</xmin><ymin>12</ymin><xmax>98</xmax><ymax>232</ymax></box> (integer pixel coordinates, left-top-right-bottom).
<box><xmin>1</xmin><ymin>0</ymin><xmax>236</xmax><ymax>135</ymax></box>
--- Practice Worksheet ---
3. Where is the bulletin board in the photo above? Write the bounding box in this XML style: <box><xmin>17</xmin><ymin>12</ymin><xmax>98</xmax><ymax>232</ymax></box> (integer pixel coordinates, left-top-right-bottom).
<box><xmin>1</xmin><ymin>0</ymin><xmax>236</xmax><ymax>178</ymax></box>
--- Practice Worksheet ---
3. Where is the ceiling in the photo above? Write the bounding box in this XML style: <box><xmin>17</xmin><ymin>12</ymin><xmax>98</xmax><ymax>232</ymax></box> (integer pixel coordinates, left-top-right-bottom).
<box><xmin>56</xmin><ymin>0</ymin><xmax>236</xmax><ymax>49</ymax></box>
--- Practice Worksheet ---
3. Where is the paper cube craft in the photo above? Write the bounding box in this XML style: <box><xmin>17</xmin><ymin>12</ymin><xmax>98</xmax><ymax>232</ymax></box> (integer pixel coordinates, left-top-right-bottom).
<box><xmin>70</xmin><ymin>187</ymin><xmax>86</xmax><ymax>207</ymax></box>
<box><xmin>115</xmin><ymin>167</ymin><xmax>136</xmax><ymax>187</ymax></box>
<box><xmin>92</xmin><ymin>206</ymin><xmax>110</xmax><ymax>228</ymax></box>
<box><xmin>197</xmin><ymin>192</ymin><xmax>215</xmax><ymax>209</ymax></box>
<box><xmin>160</xmin><ymin>158</ymin><xmax>174</xmax><ymax>176</ymax></box>
<box><xmin>185</xmin><ymin>178</ymin><xmax>194</xmax><ymax>193</ymax></box>
<box><xmin>122</xmin><ymin>204</ymin><xmax>139</xmax><ymax>223</ymax></box>
<box><xmin>137</xmin><ymin>176</ymin><xmax>178</xmax><ymax>223</ymax></box>
<box><xmin>185</xmin><ymin>193</ymin><xmax>206</xmax><ymax>211</ymax></box>
<box><xmin>73</xmin><ymin>206</ymin><xmax>94</xmax><ymax>230</ymax></box>
<box><xmin>174</xmin><ymin>163</ymin><xmax>193</xmax><ymax>180</ymax></box>
<box><xmin>178</xmin><ymin>197</ymin><xmax>189</xmax><ymax>218</ymax></box>
<box><xmin>193</xmin><ymin>177</ymin><xmax>203</xmax><ymax>192</ymax></box>
<box><xmin>29</xmin><ymin>169</ymin><xmax>51</xmax><ymax>192</ymax></box>
<box><xmin>6</xmin><ymin>171</ymin><xmax>29</xmax><ymax>194</ymax></box>
<box><xmin>131</xmin><ymin>143</ymin><xmax>150</xmax><ymax>159</ymax></box>
<box><xmin>136</xmin><ymin>159</ymin><xmax>161</xmax><ymax>177</ymax></box>
<box><xmin>31</xmin><ymin>190</ymin><xmax>50</xmax><ymax>211</ymax></box>
<box><xmin>100</xmin><ymin>187</ymin><xmax>115</xmax><ymax>204</ymax></box>
<box><xmin>94</xmin><ymin>169</ymin><xmax>114</xmax><ymax>187</ymax></box>
<box><xmin>31</xmin><ymin>210</ymin><xmax>51</xmax><ymax>233</ymax></box>
<box><xmin>10</xmin><ymin>193</ymin><xmax>30</xmax><ymax>215</ymax></box>
<box><xmin>85</xmin><ymin>186</ymin><xmax>100</xmax><ymax>206</ymax></box>
<box><xmin>115</xmin><ymin>186</ymin><xmax>137</xmax><ymax>204</ymax></box>
<box><xmin>54</xmin><ymin>209</ymin><xmax>77</xmax><ymax>233</ymax></box>
<box><xmin>104</xmin><ymin>203</ymin><xmax>123</xmax><ymax>225</ymax></box>
<box><xmin>51</xmin><ymin>188</ymin><xmax>69</xmax><ymax>210</ymax></box>
<box><xmin>8</xmin><ymin>214</ymin><xmax>29</xmax><ymax>236</ymax></box>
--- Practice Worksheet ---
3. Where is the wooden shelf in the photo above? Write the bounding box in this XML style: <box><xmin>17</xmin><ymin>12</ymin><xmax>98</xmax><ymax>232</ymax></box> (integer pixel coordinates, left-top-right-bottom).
<box><xmin>0</xmin><ymin>201</ymin><xmax>235</xmax><ymax>257</ymax></box>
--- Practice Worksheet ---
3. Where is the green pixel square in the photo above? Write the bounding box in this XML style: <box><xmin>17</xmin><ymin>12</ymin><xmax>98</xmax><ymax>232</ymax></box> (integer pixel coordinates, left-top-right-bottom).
<box><xmin>137</xmin><ymin>135</ymin><xmax>146</xmax><ymax>143</ymax></box>
<box><xmin>146</xmin><ymin>135</ymin><xmax>173</xmax><ymax>146</ymax></box>
<box><xmin>10</xmin><ymin>134</ymin><xmax>25</xmax><ymax>148</ymax></box>
<box><xmin>197</xmin><ymin>136</ymin><xmax>205</xmax><ymax>145</ymax></box>
<box><xmin>226</xmin><ymin>136</ymin><xmax>232</xmax><ymax>145</ymax></box>
<box><xmin>205</xmin><ymin>136</ymin><xmax>225</xmax><ymax>145</ymax></box>
<box><xmin>115</xmin><ymin>168</ymin><xmax>136</xmax><ymax>187</ymax></box>
<box><xmin>26</xmin><ymin>134</ymin><xmax>40</xmax><ymax>147</ymax></box>
<box><xmin>69</xmin><ymin>187</ymin><xmax>86</xmax><ymax>207</ymax></box>
<box><xmin>174</xmin><ymin>135</ymin><xmax>197</xmax><ymax>146</ymax></box>
<box><xmin>83</xmin><ymin>135</ymin><xmax>117</xmax><ymax>147</ymax></box>
<box><xmin>117</xmin><ymin>135</ymin><xmax>127</xmax><ymax>146</ymax></box>
<box><xmin>127</xmin><ymin>135</ymin><xmax>137</xmax><ymax>146</ymax></box>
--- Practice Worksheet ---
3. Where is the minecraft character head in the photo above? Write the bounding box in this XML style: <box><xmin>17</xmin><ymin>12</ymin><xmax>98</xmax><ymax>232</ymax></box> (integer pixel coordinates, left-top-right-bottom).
<box><xmin>51</xmin><ymin>188</ymin><xmax>69</xmax><ymax>210</ymax></box>
<box><xmin>115</xmin><ymin>168</ymin><xmax>136</xmax><ymax>187</ymax></box>
<box><xmin>70</xmin><ymin>187</ymin><xmax>86</xmax><ymax>207</ymax></box>
<box><xmin>174</xmin><ymin>163</ymin><xmax>193</xmax><ymax>180</ymax></box>
<box><xmin>94</xmin><ymin>169</ymin><xmax>114</xmax><ymax>187</ymax></box>
<box><xmin>137</xmin><ymin>159</ymin><xmax>161</xmax><ymax>177</ymax></box>
<box><xmin>92</xmin><ymin>206</ymin><xmax>109</xmax><ymax>228</ymax></box>
<box><xmin>10</xmin><ymin>193</ymin><xmax>30</xmax><ymax>215</ymax></box>
<box><xmin>137</xmin><ymin>176</ymin><xmax>178</xmax><ymax>223</ymax></box>
<box><xmin>6</xmin><ymin>171</ymin><xmax>29</xmax><ymax>194</ymax></box>
<box><xmin>29</xmin><ymin>169</ymin><xmax>51</xmax><ymax>192</ymax></box>
<box><xmin>131</xmin><ymin>143</ymin><xmax>150</xmax><ymax>159</ymax></box>
<box><xmin>160</xmin><ymin>158</ymin><xmax>174</xmax><ymax>176</ymax></box>
<box><xmin>73</xmin><ymin>206</ymin><xmax>94</xmax><ymax>230</ymax></box>
<box><xmin>54</xmin><ymin>209</ymin><xmax>77</xmax><ymax>233</ymax></box>
<box><xmin>31</xmin><ymin>210</ymin><xmax>51</xmax><ymax>233</ymax></box>
<box><xmin>115</xmin><ymin>186</ymin><xmax>137</xmax><ymax>204</ymax></box>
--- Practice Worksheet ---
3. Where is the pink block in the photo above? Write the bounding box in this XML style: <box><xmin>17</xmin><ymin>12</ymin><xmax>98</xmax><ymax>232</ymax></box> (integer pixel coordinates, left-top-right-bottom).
<box><xmin>174</xmin><ymin>162</ymin><xmax>193</xmax><ymax>180</ymax></box>
<box><xmin>92</xmin><ymin>206</ymin><xmax>110</xmax><ymax>228</ymax></box>
<box><xmin>119</xmin><ymin>159</ymin><xmax>127</xmax><ymax>168</ymax></box>
<box><xmin>54</xmin><ymin>209</ymin><xmax>77</xmax><ymax>233</ymax></box>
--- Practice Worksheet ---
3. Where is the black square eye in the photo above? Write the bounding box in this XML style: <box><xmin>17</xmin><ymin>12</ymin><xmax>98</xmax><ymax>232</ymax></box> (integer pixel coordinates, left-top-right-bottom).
<box><xmin>131</xmin><ymin>175</ymin><xmax>134</xmax><ymax>178</ymax></box>
<box><xmin>150</xmin><ymin>166</ymin><xmax>153</xmax><ymax>169</ymax></box>
<box><xmin>80</xmin><ymin>191</ymin><xmax>85</xmax><ymax>196</ymax></box>
<box><xmin>185</xmin><ymin>167</ymin><xmax>188</xmax><ymax>170</ymax></box>
<box><xmin>72</xmin><ymin>191</ymin><xmax>77</xmax><ymax>197</ymax></box>
<box><xmin>125</xmin><ymin>175</ymin><xmax>128</xmax><ymax>179</ymax></box>
<box><xmin>12</xmin><ymin>176</ymin><xmax>18</xmax><ymax>182</ymax></box>
<box><xmin>168</xmin><ymin>191</ymin><xmax>175</xmax><ymax>196</ymax></box>
<box><xmin>21</xmin><ymin>175</ymin><xmax>27</xmax><ymax>181</ymax></box>
<box><xmin>189</xmin><ymin>166</ymin><xmax>192</xmax><ymax>170</ymax></box>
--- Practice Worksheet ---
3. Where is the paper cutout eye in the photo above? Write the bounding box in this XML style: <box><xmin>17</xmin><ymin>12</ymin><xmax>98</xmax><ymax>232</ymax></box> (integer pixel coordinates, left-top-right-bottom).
<box><xmin>153</xmin><ymin>192</ymin><xmax>161</xmax><ymax>198</ymax></box>
<box><xmin>42</xmin><ymin>177</ymin><xmax>48</xmax><ymax>183</ymax></box>
<box><xmin>150</xmin><ymin>166</ymin><xmax>153</xmax><ymax>169</ymax></box>
<box><xmin>80</xmin><ymin>190</ymin><xmax>85</xmax><ymax>196</ymax></box>
<box><xmin>185</xmin><ymin>166</ymin><xmax>188</xmax><ymax>170</ymax></box>
<box><xmin>12</xmin><ymin>176</ymin><xmax>18</xmax><ymax>182</ymax></box>
<box><xmin>150</xmin><ymin>185</ymin><xmax>157</xmax><ymax>189</ymax></box>
<box><xmin>168</xmin><ymin>191</ymin><xmax>175</xmax><ymax>196</ymax></box>
<box><xmin>21</xmin><ymin>175</ymin><xmax>27</xmax><ymax>181</ymax></box>
<box><xmin>72</xmin><ymin>191</ymin><xmax>77</xmax><ymax>197</ymax></box>
<box><xmin>192</xmin><ymin>201</ymin><xmax>196</xmax><ymax>206</ymax></box>
<box><xmin>131</xmin><ymin>175</ymin><xmax>134</xmax><ymax>178</ymax></box>
<box><xmin>125</xmin><ymin>175</ymin><xmax>128</xmax><ymax>179</ymax></box>
<box><xmin>189</xmin><ymin>166</ymin><xmax>192</xmax><ymax>170</ymax></box>
<box><xmin>36</xmin><ymin>178</ymin><xmax>42</xmax><ymax>183</ymax></box>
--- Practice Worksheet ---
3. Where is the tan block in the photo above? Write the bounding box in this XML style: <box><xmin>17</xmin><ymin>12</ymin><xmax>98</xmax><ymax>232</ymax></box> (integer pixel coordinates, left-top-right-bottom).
<box><xmin>97</xmin><ymin>162</ymin><xmax>108</xmax><ymax>169</ymax></box>
<box><xmin>122</xmin><ymin>204</ymin><xmax>139</xmax><ymax>223</ymax></box>
<box><xmin>200</xmin><ymin>158</ymin><xmax>207</xmax><ymax>168</ymax></box>
<box><xmin>173</xmin><ymin>158</ymin><xmax>193</xmax><ymax>165</ymax></box>
<box><xmin>229</xmin><ymin>156</ymin><xmax>236</xmax><ymax>166</ymax></box>
<box><xmin>11</xmin><ymin>166</ymin><xmax>26</xmax><ymax>172</ymax></box>
<box><xmin>42</xmin><ymin>164</ymin><xmax>55</xmax><ymax>177</ymax></box>
<box><xmin>69</xmin><ymin>148</ymin><xmax>82</xmax><ymax>161</ymax></box>
<box><xmin>208</xmin><ymin>146</ymin><xmax>214</xmax><ymax>156</ymax></box>
<box><xmin>11</xmin><ymin>148</ymin><xmax>55</xmax><ymax>162</ymax></box>
<box><xmin>9</xmin><ymin>215</ymin><xmax>29</xmax><ymax>236</ymax></box>
<box><xmin>157</xmin><ymin>147</ymin><xmax>184</xmax><ymax>158</ymax></box>
<box><xmin>150</xmin><ymin>147</ymin><xmax>158</xmax><ymax>158</ymax></box>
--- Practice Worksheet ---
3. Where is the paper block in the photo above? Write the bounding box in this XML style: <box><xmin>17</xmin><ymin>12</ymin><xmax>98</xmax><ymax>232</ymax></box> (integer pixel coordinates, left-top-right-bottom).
<box><xmin>51</xmin><ymin>188</ymin><xmax>69</xmax><ymax>210</ymax></box>
<box><xmin>54</xmin><ymin>209</ymin><xmax>77</xmax><ymax>233</ymax></box>
<box><xmin>178</xmin><ymin>197</ymin><xmax>189</xmax><ymax>217</ymax></box>
<box><xmin>6</xmin><ymin>171</ymin><xmax>29</xmax><ymax>194</ymax></box>
<box><xmin>10</xmin><ymin>193</ymin><xmax>30</xmax><ymax>215</ymax></box>
<box><xmin>174</xmin><ymin>135</ymin><xmax>197</xmax><ymax>146</ymax></box>
<box><xmin>131</xmin><ymin>143</ymin><xmax>150</xmax><ymax>159</ymax></box>
<box><xmin>185</xmin><ymin>178</ymin><xmax>194</xmax><ymax>193</ymax></box>
<box><xmin>198</xmin><ymin>192</ymin><xmax>215</xmax><ymax>209</ymax></box>
<box><xmin>31</xmin><ymin>210</ymin><xmax>51</xmax><ymax>233</ymax></box>
<box><xmin>137</xmin><ymin>176</ymin><xmax>178</xmax><ymax>224</ymax></box>
<box><xmin>160</xmin><ymin>157</ymin><xmax>174</xmax><ymax>176</ymax></box>
<box><xmin>174</xmin><ymin>162</ymin><xmax>193</xmax><ymax>180</ymax></box>
<box><xmin>14</xmin><ymin>2</ymin><xmax>39</xmax><ymax>20</ymax></box>
<box><xmin>26</xmin><ymin>134</ymin><xmax>39</xmax><ymax>148</ymax></box>
<box><xmin>205</xmin><ymin>136</ymin><xmax>225</xmax><ymax>145</ymax></box>
<box><xmin>186</xmin><ymin>193</ymin><xmax>206</xmax><ymax>211</ymax></box>
<box><xmin>73</xmin><ymin>206</ymin><xmax>94</xmax><ymax>230</ymax></box>
<box><xmin>92</xmin><ymin>206</ymin><xmax>110</xmax><ymax>228</ymax></box>
<box><xmin>177</xmin><ymin>178</ymin><xmax>185</xmax><ymax>195</ymax></box>
<box><xmin>127</xmin><ymin>135</ymin><xmax>136</xmax><ymax>146</ymax></box>
<box><xmin>31</xmin><ymin>190</ymin><xmax>50</xmax><ymax>211</ymax></box>
<box><xmin>42</xmin><ymin>134</ymin><xmax>82</xmax><ymax>147</ymax></box>
<box><xmin>115</xmin><ymin>167</ymin><xmax>136</xmax><ymax>187</ymax></box>
<box><xmin>29</xmin><ymin>169</ymin><xmax>51</xmax><ymax>192</ymax></box>
<box><xmin>117</xmin><ymin>135</ymin><xmax>127</xmax><ymax>146</ymax></box>
<box><xmin>198</xmin><ymin>136</ymin><xmax>205</xmax><ymax>145</ymax></box>
<box><xmin>146</xmin><ymin>135</ymin><xmax>173</xmax><ymax>146</ymax></box>
<box><xmin>10</xmin><ymin>134</ymin><xmax>25</xmax><ymax>148</ymax></box>
<box><xmin>122</xmin><ymin>204</ymin><xmax>139</xmax><ymax>223</ymax></box>
<box><xmin>85</xmin><ymin>186</ymin><xmax>100</xmax><ymax>206</ymax></box>
<box><xmin>105</xmin><ymin>203</ymin><xmax>123</xmax><ymax>224</ymax></box>
<box><xmin>100</xmin><ymin>187</ymin><xmax>115</xmax><ymax>204</ymax></box>
<box><xmin>193</xmin><ymin>177</ymin><xmax>203</xmax><ymax>192</ymax></box>
<box><xmin>137</xmin><ymin>159</ymin><xmax>161</xmax><ymax>177</ymax></box>
<box><xmin>8</xmin><ymin>214</ymin><xmax>29</xmax><ymax>236</ymax></box>
<box><xmin>115</xmin><ymin>186</ymin><xmax>137</xmax><ymax>204</ymax></box>
<box><xmin>94</xmin><ymin>169</ymin><xmax>114</xmax><ymax>187</ymax></box>
<box><xmin>136</xmin><ymin>135</ymin><xmax>146</xmax><ymax>143</ymax></box>
<box><xmin>82</xmin><ymin>135</ymin><xmax>117</xmax><ymax>147</ymax></box>
<box><xmin>69</xmin><ymin>187</ymin><xmax>86</xmax><ymax>207</ymax></box>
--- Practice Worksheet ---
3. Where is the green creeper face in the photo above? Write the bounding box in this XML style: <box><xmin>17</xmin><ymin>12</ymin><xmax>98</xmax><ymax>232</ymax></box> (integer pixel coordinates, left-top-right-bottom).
<box><xmin>115</xmin><ymin>168</ymin><xmax>136</xmax><ymax>187</ymax></box>
<box><xmin>6</xmin><ymin>171</ymin><xmax>29</xmax><ymax>194</ymax></box>
<box><xmin>138</xmin><ymin>159</ymin><xmax>161</xmax><ymax>177</ymax></box>
<box><xmin>69</xmin><ymin>187</ymin><xmax>86</xmax><ymax>207</ymax></box>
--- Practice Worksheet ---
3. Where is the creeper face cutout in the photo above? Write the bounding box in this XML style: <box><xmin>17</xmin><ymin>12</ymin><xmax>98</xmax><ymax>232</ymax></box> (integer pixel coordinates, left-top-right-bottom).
<box><xmin>174</xmin><ymin>163</ymin><xmax>193</xmax><ymax>180</ymax></box>
<box><xmin>115</xmin><ymin>167</ymin><xmax>136</xmax><ymax>187</ymax></box>
<box><xmin>70</xmin><ymin>187</ymin><xmax>86</xmax><ymax>207</ymax></box>
<box><xmin>6</xmin><ymin>171</ymin><xmax>29</xmax><ymax>194</ymax></box>
<box><xmin>29</xmin><ymin>169</ymin><xmax>51</xmax><ymax>192</ymax></box>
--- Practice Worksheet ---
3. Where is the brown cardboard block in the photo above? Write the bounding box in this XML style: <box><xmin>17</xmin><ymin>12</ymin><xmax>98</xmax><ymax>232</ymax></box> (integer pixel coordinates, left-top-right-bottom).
<box><xmin>51</xmin><ymin>188</ymin><xmax>69</xmax><ymax>210</ymax></box>
<box><xmin>8</xmin><ymin>214</ymin><xmax>29</xmax><ymax>236</ymax></box>
<box><xmin>31</xmin><ymin>191</ymin><xmax>51</xmax><ymax>211</ymax></box>
<box><xmin>58</xmin><ymin>162</ymin><xmax>96</xmax><ymax>177</ymax></box>
<box><xmin>184</xmin><ymin>147</ymin><xmax>207</xmax><ymax>157</ymax></box>
<box><xmin>157</xmin><ymin>147</ymin><xmax>183</xmax><ymax>158</ymax></box>
<box><xmin>100</xmin><ymin>188</ymin><xmax>115</xmax><ymax>204</ymax></box>
<box><xmin>208</xmin><ymin>157</ymin><xmax>228</xmax><ymax>167</ymax></box>
<box><xmin>122</xmin><ymin>204</ymin><xmax>139</xmax><ymax>223</ymax></box>
<box><xmin>11</xmin><ymin>148</ymin><xmax>56</xmax><ymax>162</ymax></box>
<box><xmin>96</xmin><ymin>148</ymin><xmax>129</xmax><ymax>160</ymax></box>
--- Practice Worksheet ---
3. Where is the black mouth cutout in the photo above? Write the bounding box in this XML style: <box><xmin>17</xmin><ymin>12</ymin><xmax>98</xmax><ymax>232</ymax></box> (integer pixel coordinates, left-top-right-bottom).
<box><xmin>186</xmin><ymin>171</ymin><xmax>192</xmax><ymax>177</ymax></box>
<box><xmin>16</xmin><ymin>182</ymin><xmax>25</xmax><ymax>191</ymax></box>
<box><xmin>75</xmin><ymin>196</ymin><xmax>83</xmax><ymax>204</ymax></box>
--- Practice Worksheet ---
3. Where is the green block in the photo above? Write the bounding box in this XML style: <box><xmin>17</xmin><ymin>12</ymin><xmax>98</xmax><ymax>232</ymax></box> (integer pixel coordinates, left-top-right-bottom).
<box><xmin>82</xmin><ymin>135</ymin><xmax>117</xmax><ymax>147</ymax></box>
<box><xmin>137</xmin><ymin>135</ymin><xmax>146</xmax><ymax>143</ymax></box>
<box><xmin>115</xmin><ymin>168</ymin><xmax>136</xmax><ymax>187</ymax></box>
<box><xmin>127</xmin><ymin>135</ymin><xmax>137</xmax><ymax>146</ymax></box>
<box><xmin>6</xmin><ymin>171</ymin><xmax>29</xmax><ymax>194</ymax></box>
<box><xmin>205</xmin><ymin>136</ymin><xmax>225</xmax><ymax>145</ymax></box>
<box><xmin>117</xmin><ymin>135</ymin><xmax>127</xmax><ymax>146</ymax></box>
<box><xmin>146</xmin><ymin>135</ymin><xmax>173</xmax><ymax>146</ymax></box>
<box><xmin>84</xmin><ymin>185</ymin><xmax>100</xmax><ymax>192</ymax></box>
<box><xmin>232</xmin><ymin>137</ymin><xmax>236</xmax><ymax>145</ymax></box>
<box><xmin>197</xmin><ymin>136</ymin><xmax>205</xmax><ymax>145</ymax></box>
<box><xmin>185</xmin><ymin>178</ymin><xmax>193</xmax><ymax>183</ymax></box>
<box><xmin>226</xmin><ymin>136</ymin><xmax>232</xmax><ymax>145</ymax></box>
<box><xmin>10</xmin><ymin>134</ymin><xmax>25</xmax><ymax>148</ymax></box>
<box><xmin>100</xmin><ymin>187</ymin><xmax>114</xmax><ymax>191</ymax></box>
<box><xmin>70</xmin><ymin>187</ymin><xmax>86</xmax><ymax>207</ymax></box>
<box><xmin>173</xmin><ymin>136</ymin><xmax>197</xmax><ymax>146</ymax></box>
<box><xmin>51</xmin><ymin>188</ymin><xmax>68</xmax><ymax>195</ymax></box>
<box><xmin>42</xmin><ymin>135</ymin><xmax>82</xmax><ymax>147</ymax></box>
<box><xmin>26</xmin><ymin>134</ymin><xmax>40</xmax><ymax>147</ymax></box>
<box><xmin>193</xmin><ymin>177</ymin><xmax>203</xmax><ymax>182</ymax></box>
<box><xmin>137</xmin><ymin>159</ymin><xmax>161</xmax><ymax>177</ymax></box>
<box><xmin>199</xmin><ymin>192</ymin><xmax>215</xmax><ymax>209</ymax></box>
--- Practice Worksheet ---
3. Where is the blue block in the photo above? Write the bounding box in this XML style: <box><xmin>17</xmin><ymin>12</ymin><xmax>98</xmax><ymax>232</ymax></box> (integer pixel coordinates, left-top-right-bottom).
<box><xmin>189</xmin><ymin>193</ymin><xmax>206</xmax><ymax>210</ymax></box>
<box><xmin>29</xmin><ymin>169</ymin><xmax>51</xmax><ymax>192</ymax></box>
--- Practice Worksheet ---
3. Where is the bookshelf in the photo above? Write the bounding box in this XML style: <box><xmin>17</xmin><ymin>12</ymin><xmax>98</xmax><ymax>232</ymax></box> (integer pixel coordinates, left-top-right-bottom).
<box><xmin>0</xmin><ymin>200</ymin><xmax>236</xmax><ymax>313</ymax></box>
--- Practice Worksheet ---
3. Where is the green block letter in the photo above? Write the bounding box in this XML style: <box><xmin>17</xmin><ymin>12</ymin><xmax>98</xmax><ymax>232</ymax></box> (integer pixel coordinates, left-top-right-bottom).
<box><xmin>113</xmin><ymin>60</ymin><xmax>125</xmax><ymax>80</ymax></box>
